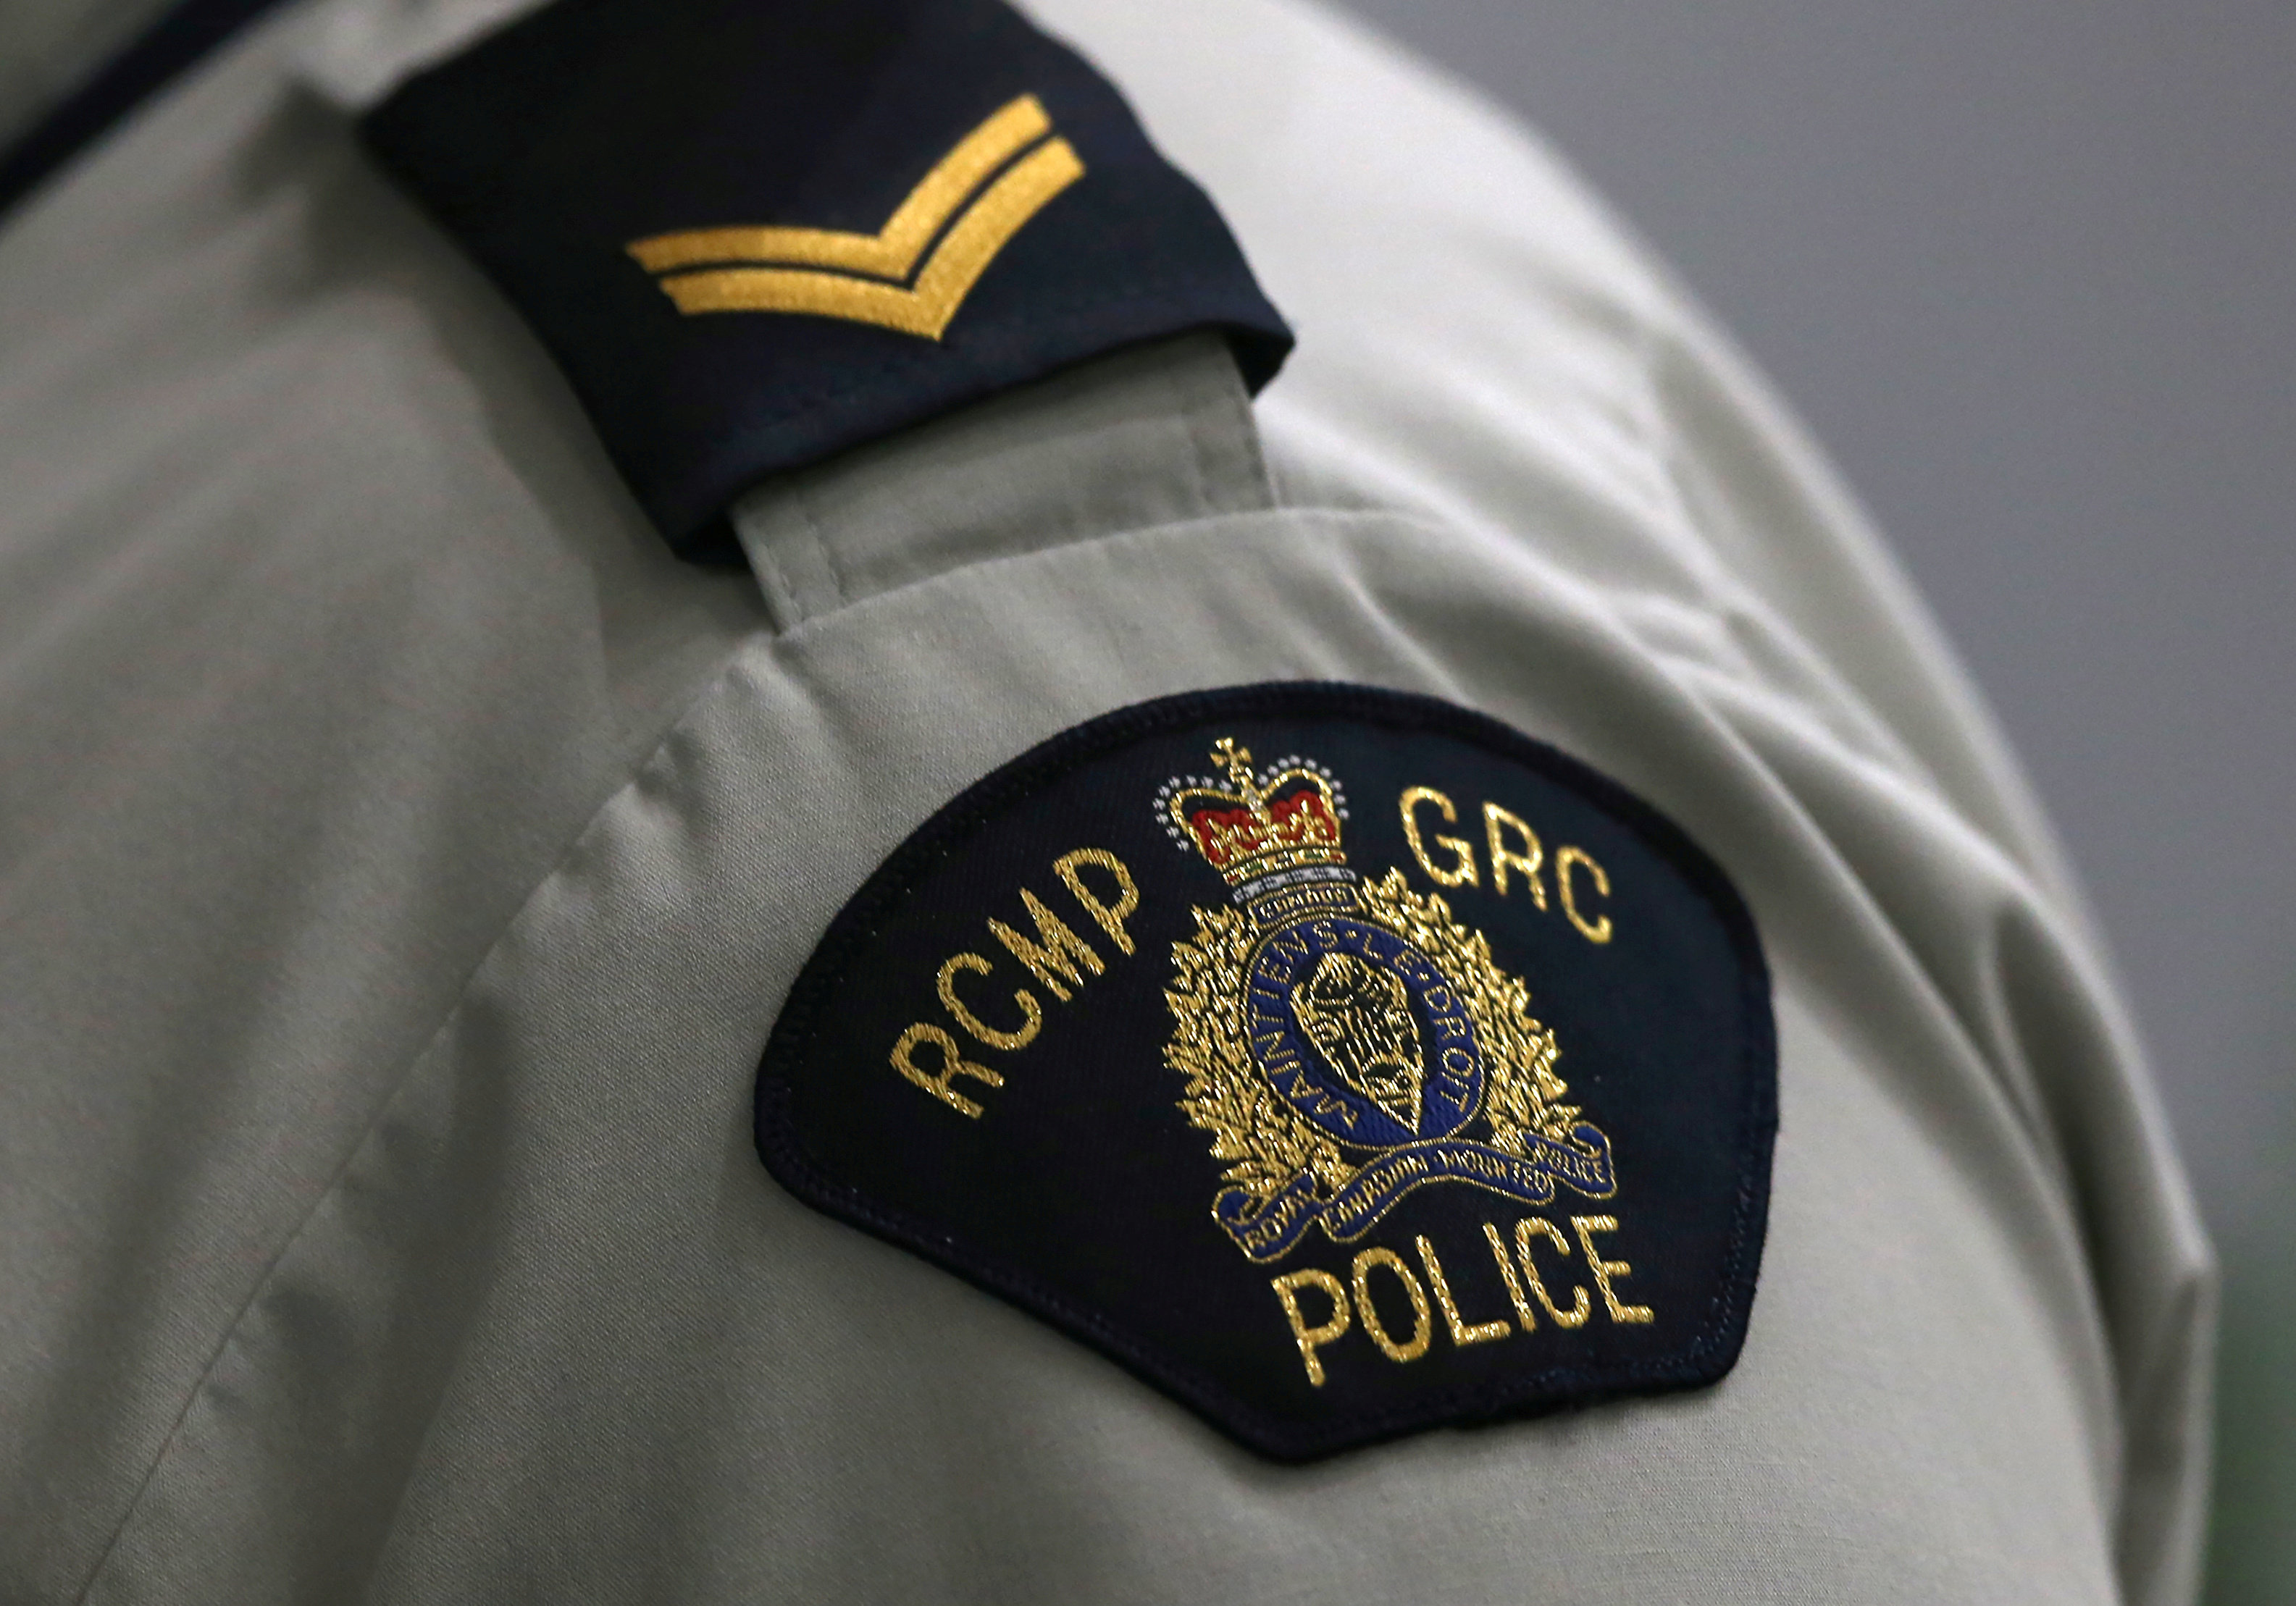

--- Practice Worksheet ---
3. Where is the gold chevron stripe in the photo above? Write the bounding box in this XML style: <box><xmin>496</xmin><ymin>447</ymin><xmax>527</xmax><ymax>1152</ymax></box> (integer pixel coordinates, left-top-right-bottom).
<box><xmin>626</xmin><ymin>95</ymin><xmax>1053</xmax><ymax>281</ymax></box>
<box><xmin>650</xmin><ymin>135</ymin><xmax>1084</xmax><ymax>338</ymax></box>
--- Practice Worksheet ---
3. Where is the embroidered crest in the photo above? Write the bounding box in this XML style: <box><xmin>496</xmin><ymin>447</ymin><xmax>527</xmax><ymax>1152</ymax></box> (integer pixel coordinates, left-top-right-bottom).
<box><xmin>754</xmin><ymin>683</ymin><xmax>1776</xmax><ymax>1458</ymax></box>
<box><xmin>1161</xmin><ymin>741</ymin><xmax>1617</xmax><ymax>1261</ymax></box>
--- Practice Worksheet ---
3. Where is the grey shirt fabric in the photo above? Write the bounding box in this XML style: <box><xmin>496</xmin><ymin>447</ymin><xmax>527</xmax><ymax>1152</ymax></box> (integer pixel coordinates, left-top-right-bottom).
<box><xmin>0</xmin><ymin>0</ymin><xmax>180</xmax><ymax>152</ymax></box>
<box><xmin>0</xmin><ymin>0</ymin><xmax>2213</xmax><ymax>1601</ymax></box>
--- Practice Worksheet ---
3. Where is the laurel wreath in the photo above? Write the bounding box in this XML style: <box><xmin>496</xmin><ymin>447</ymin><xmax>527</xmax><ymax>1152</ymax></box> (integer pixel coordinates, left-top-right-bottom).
<box><xmin>1164</xmin><ymin>870</ymin><xmax>1576</xmax><ymax>1208</ymax></box>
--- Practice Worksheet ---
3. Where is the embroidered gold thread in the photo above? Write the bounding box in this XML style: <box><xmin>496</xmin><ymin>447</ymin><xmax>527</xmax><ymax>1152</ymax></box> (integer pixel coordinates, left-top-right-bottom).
<box><xmin>1054</xmin><ymin>848</ymin><xmax>1139</xmax><ymax>955</ymax></box>
<box><xmin>1572</xmin><ymin>1214</ymin><xmax>1654</xmax><ymax>1323</ymax></box>
<box><xmin>1160</xmin><ymin>741</ymin><xmax>1346</xmax><ymax>886</ymax></box>
<box><xmin>1294</xmin><ymin>951</ymin><xmax>1425</xmax><ymax>1131</ymax></box>
<box><xmin>937</xmin><ymin>952</ymin><xmax>1041</xmax><ymax>1051</ymax></box>
<box><xmin>645</xmin><ymin>136</ymin><xmax>1084</xmax><ymax>337</ymax></box>
<box><xmin>1483</xmin><ymin>1221</ymin><xmax>1541</xmax><ymax>1329</ymax></box>
<box><xmin>1514</xmin><ymin>1216</ymin><xmax>1591</xmax><ymax>1328</ymax></box>
<box><xmin>1400</xmin><ymin>786</ymin><xmax>1478</xmax><ymax>888</ymax></box>
<box><xmin>1170</xmin><ymin>871</ymin><xmax>1592</xmax><ymax>1230</ymax></box>
<box><xmin>1271</xmin><ymin>1269</ymin><xmax>1352</xmax><ymax>1387</ymax></box>
<box><xmin>1417</xmin><ymin>1233</ymin><xmax>1512</xmax><ymax>1345</ymax></box>
<box><xmin>1350</xmin><ymin>1247</ymin><xmax>1433</xmax><ymax>1362</ymax></box>
<box><xmin>988</xmin><ymin>890</ymin><xmax>1102</xmax><ymax>1002</ymax></box>
<box><xmin>1162</xmin><ymin>749</ymin><xmax>1623</xmax><ymax>1265</ymax></box>
<box><xmin>628</xmin><ymin>94</ymin><xmax>1053</xmax><ymax>277</ymax></box>
<box><xmin>1354</xmin><ymin>873</ymin><xmax>1579</xmax><ymax>1157</ymax></box>
<box><xmin>895</xmin><ymin>849</ymin><xmax>1141</xmax><ymax>1112</ymax></box>
<box><xmin>1483</xmin><ymin>802</ymin><xmax>1549</xmax><ymax>909</ymax></box>
<box><xmin>889</xmin><ymin>1022</ymin><xmax>1002</xmax><ymax>1118</ymax></box>
<box><xmin>1557</xmin><ymin>845</ymin><xmax>1614</xmax><ymax>944</ymax></box>
<box><xmin>1168</xmin><ymin>902</ymin><xmax>1355</xmax><ymax>1203</ymax></box>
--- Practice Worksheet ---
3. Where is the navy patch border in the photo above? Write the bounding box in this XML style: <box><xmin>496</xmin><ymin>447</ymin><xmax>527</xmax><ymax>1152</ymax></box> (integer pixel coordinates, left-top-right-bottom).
<box><xmin>754</xmin><ymin>681</ymin><xmax>1776</xmax><ymax>1459</ymax></box>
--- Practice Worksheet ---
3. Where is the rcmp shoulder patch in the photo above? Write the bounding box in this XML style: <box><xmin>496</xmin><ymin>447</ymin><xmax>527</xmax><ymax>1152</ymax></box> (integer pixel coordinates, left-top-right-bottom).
<box><xmin>757</xmin><ymin>684</ymin><xmax>1777</xmax><ymax>1459</ymax></box>
<box><xmin>360</xmin><ymin>0</ymin><xmax>1291</xmax><ymax>564</ymax></box>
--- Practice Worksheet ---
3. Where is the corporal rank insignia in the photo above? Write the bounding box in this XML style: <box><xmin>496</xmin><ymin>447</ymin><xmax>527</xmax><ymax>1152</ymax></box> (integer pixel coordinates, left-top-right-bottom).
<box><xmin>757</xmin><ymin>684</ymin><xmax>1776</xmax><ymax>1458</ymax></box>
<box><xmin>360</xmin><ymin>0</ymin><xmax>1290</xmax><ymax>565</ymax></box>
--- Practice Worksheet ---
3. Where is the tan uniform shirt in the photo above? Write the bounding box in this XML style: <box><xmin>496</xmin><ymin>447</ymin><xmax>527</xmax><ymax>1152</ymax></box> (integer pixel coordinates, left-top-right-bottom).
<box><xmin>0</xmin><ymin>0</ymin><xmax>2212</xmax><ymax>1599</ymax></box>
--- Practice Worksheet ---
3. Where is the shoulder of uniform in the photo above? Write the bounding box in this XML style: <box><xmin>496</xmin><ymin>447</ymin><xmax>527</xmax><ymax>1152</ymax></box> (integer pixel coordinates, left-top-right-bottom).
<box><xmin>358</xmin><ymin>0</ymin><xmax>1292</xmax><ymax>563</ymax></box>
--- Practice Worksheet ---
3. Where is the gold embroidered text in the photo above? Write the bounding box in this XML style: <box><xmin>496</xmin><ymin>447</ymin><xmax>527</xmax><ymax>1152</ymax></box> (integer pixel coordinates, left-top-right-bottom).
<box><xmin>891</xmin><ymin>846</ymin><xmax>1139</xmax><ymax>1116</ymax></box>
<box><xmin>1269</xmin><ymin>1214</ymin><xmax>1654</xmax><ymax>1386</ymax></box>
<box><xmin>1399</xmin><ymin>785</ymin><xmax>1615</xmax><ymax>943</ymax></box>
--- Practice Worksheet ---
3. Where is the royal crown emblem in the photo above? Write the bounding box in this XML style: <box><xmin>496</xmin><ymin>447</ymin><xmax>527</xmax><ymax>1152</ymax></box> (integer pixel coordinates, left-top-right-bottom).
<box><xmin>1161</xmin><ymin>739</ymin><xmax>1620</xmax><ymax>1261</ymax></box>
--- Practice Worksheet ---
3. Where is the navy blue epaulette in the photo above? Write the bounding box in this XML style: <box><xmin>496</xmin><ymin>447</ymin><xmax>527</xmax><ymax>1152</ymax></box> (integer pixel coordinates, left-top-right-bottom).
<box><xmin>359</xmin><ymin>0</ymin><xmax>1294</xmax><ymax>563</ymax></box>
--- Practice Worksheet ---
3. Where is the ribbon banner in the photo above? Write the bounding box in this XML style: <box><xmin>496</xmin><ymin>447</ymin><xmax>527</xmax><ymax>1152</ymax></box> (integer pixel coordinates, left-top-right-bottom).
<box><xmin>1213</xmin><ymin>1124</ymin><xmax>1618</xmax><ymax>1264</ymax></box>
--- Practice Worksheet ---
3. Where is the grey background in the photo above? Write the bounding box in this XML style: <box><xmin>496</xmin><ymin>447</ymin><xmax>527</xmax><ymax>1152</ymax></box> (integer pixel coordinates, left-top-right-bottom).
<box><xmin>1328</xmin><ymin>0</ymin><xmax>2294</xmax><ymax>1594</ymax></box>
